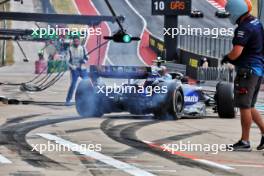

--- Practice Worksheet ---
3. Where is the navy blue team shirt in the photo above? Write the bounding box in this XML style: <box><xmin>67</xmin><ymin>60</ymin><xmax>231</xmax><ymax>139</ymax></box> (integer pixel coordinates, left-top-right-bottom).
<box><xmin>232</xmin><ymin>15</ymin><xmax>264</xmax><ymax>77</ymax></box>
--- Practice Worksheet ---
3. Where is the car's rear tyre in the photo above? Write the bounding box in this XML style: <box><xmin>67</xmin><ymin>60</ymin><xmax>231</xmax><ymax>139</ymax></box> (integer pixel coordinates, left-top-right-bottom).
<box><xmin>154</xmin><ymin>88</ymin><xmax>184</xmax><ymax>120</ymax></box>
<box><xmin>75</xmin><ymin>79</ymin><xmax>103</xmax><ymax>117</ymax></box>
<box><xmin>216</xmin><ymin>82</ymin><xmax>236</xmax><ymax>118</ymax></box>
<box><xmin>169</xmin><ymin>89</ymin><xmax>184</xmax><ymax>120</ymax></box>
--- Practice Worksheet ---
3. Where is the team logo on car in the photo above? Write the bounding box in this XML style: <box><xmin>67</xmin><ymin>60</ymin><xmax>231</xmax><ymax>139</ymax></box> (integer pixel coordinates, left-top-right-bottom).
<box><xmin>184</xmin><ymin>95</ymin><xmax>199</xmax><ymax>103</ymax></box>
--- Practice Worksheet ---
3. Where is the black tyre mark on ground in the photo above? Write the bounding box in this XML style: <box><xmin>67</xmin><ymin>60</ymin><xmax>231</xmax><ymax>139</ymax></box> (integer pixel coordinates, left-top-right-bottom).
<box><xmin>74</xmin><ymin>152</ymin><xmax>113</xmax><ymax>176</ymax></box>
<box><xmin>117</xmin><ymin>130</ymin><xmax>209</xmax><ymax>158</ymax></box>
<box><xmin>0</xmin><ymin>115</ymin><xmax>82</xmax><ymax>169</ymax></box>
<box><xmin>72</xmin><ymin>116</ymin><xmax>153</xmax><ymax>176</ymax></box>
<box><xmin>152</xmin><ymin>130</ymin><xmax>209</xmax><ymax>144</ymax></box>
<box><xmin>100</xmin><ymin>118</ymin><xmax>241</xmax><ymax>176</ymax></box>
<box><xmin>65</xmin><ymin>127</ymin><xmax>99</xmax><ymax>134</ymax></box>
<box><xmin>9</xmin><ymin>170</ymin><xmax>44</xmax><ymax>176</ymax></box>
<box><xmin>70</xmin><ymin>118</ymin><xmax>118</xmax><ymax>176</ymax></box>
<box><xmin>1</xmin><ymin>112</ymin><xmax>112</xmax><ymax>176</ymax></box>
<box><xmin>4</xmin><ymin>113</ymin><xmax>47</xmax><ymax>124</ymax></box>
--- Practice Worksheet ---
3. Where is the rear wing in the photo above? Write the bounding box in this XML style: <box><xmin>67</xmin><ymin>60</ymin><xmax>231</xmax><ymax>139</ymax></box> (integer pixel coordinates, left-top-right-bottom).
<box><xmin>89</xmin><ymin>65</ymin><xmax>152</xmax><ymax>79</ymax></box>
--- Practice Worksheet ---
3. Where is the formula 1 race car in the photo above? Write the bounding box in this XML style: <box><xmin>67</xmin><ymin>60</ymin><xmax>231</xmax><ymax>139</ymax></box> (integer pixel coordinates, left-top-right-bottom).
<box><xmin>75</xmin><ymin>65</ymin><xmax>236</xmax><ymax>120</ymax></box>
<box><xmin>190</xmin><ymin>9</ymin><xmax>204</xmax><ymax>18</ymax></box>
<box><xmin>215</xmin><ymin>10</ymin><xmax>230</xmax><ymax>18</ymax></box>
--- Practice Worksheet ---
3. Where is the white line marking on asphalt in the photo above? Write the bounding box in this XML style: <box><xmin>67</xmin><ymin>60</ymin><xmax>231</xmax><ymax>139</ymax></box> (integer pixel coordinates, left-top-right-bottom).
<box><xmin>143</xmin><ymin>140</ymin><xmax>234</xmax><ymax>171</ymax></box>
<box><xmin>125</xmin><ymin>0</ymin><xmax>148</xmax><ymax>66</ymax></box>
<box><xmin>126</xmin><ymin>0</ymin><xmax>163</xmax><ymax>41</ymax></box>
<box><xmin>89</xmin><ymin>0</ymin><xmax>113</xmax><ymax>66</ymax></box>
<box><xmin>195</xmin><ymin>159</ymin><xmax>234</xmax><ymax>170</ymax></box>
<box><xmin>106</xmin><ymin>57</ymin><xmax>114</xmax><ymax>65</ymax></box>
<box><xmin>73</xmin><ymin>0</ymin><xmax>112</xmax><ymax>65</ymax></box>
<box><xmin>228</xmin><ymin>164</ymin><xmax>264</xmax><ymax>168</ymax></box>
<box><xmin>143</xmin><ymin>140</ymin><xmax>152</xmax><ymax>144</ymax></box>
<box><xmin>0</xmin><ymin>155</ymin><xmax>12</xmax><ymax>164</ymax></box>
<box><xmin>37</xmin><ymin>133</ymin><xmax>157</xmax><ymax>176</ymax></box>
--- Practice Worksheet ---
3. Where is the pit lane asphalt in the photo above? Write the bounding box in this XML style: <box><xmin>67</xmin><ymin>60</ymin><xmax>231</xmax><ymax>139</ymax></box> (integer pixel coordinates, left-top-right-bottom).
<box><xmin>1</xmin><ymin>0</ymin><xmax>264</xmax><ymax>176</ymax></box>
<box><xmin>0</xmin><ymin>112</ymin><xmax>242</xmax><ymax>176</ymax></box>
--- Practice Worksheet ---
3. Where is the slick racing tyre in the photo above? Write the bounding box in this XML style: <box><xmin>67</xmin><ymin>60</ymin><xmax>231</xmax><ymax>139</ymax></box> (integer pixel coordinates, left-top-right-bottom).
<box><xmin>215</xmin><ymin>82</ymin><xmax>236</xmax><ymax>118</ymax></box>
<box><xmin>169</xmin><ymin>88</ymin><xmax>184</xmax><ymax>120</ymax></box>
<box><xmin>75</xmin><ymin>79</ymin><xmax>103</xmax><ymax>117</ymax></box>
<box><xmin>154</xmin><ymin>88</ymin><xmax>184</xmax><ymax>120</ymax></box>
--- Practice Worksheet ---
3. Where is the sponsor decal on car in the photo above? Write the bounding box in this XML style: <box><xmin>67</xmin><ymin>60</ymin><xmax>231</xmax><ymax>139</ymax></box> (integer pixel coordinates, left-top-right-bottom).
<box><xmin>184</xmin><ymin>95</ymin><xmax>199</xmax><ymax>103</ymax></box>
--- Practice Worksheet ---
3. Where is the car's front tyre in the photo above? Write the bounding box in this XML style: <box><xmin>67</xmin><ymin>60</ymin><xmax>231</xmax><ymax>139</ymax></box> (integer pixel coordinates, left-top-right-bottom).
<box><xmin>215</xmin><ymin>82</ymin><xmax>236</xmax><ymax>118</ymax></box>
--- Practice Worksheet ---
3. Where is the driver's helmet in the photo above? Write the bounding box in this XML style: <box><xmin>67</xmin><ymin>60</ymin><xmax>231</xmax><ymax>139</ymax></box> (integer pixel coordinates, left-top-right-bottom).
<box><xmin>151</xmin><ymin>66</ymin><xmax>160</xmax><ymax>76</ymax></box>
<box><xmin>158</xmin><ymin>66</ymin><xmax>167</xmax><ymax>76</ymax></box>
<box><xmin>151</xmin><ymin>65</ymin><xmax>168</xmax><ymax>76</ymax></box>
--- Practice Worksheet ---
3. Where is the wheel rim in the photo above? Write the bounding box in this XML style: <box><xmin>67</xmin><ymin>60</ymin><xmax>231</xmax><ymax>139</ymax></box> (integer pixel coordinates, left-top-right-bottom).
<box><xmin>173</xmin><ymin>90</ymin><xmax>183</xmax><ymax>114</ymax></box>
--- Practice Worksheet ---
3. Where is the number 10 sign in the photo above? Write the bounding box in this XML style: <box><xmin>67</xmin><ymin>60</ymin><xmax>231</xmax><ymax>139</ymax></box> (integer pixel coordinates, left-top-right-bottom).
<box><xmin>152</xmin><ymin>0</ymin><xmax>191</xmax><ymax>15</ymax></box>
